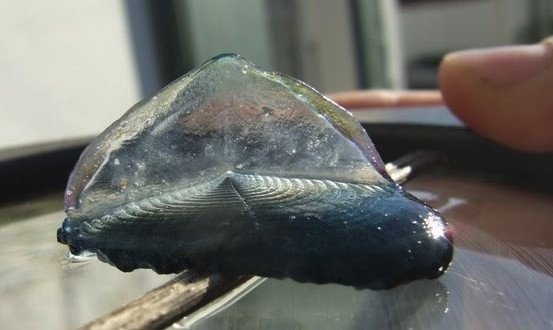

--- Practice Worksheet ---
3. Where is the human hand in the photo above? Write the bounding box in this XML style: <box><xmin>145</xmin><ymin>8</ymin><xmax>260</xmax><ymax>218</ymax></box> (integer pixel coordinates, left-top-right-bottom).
<box><xmin>439</xmin><ymin>36</ymin><xmax>553</xmax><ymax>152</ymax></box>
<box><xmin>330</xmin><ymin>37</ymin><xmax>553</xmax><ymax>153</ymax></box>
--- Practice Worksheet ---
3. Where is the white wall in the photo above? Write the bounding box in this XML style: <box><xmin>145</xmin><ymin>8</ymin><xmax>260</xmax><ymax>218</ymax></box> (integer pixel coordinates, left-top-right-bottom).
<box><xmin>0</xmin><ymin>1</ymin><xmax>140</xmax><ymax>149</ymax></box>
<box><xmin>295</xmin><ymin>0</ymin><xmax>358</xmax><ymax>92</ymax></box>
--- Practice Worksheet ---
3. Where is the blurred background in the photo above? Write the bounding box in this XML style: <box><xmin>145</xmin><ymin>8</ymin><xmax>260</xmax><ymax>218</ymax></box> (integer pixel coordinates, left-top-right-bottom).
<box><xmin>1</xmin><ymin>0</ymin><xmax>552</xmax><ymax>150</ymax></box>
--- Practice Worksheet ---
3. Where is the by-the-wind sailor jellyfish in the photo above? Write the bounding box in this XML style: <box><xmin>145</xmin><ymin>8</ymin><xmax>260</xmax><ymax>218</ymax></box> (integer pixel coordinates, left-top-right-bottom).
<box><xmin>57</xmin><ymin>54</ymin><xmax>453</xmax><ymax>289</ymax></box>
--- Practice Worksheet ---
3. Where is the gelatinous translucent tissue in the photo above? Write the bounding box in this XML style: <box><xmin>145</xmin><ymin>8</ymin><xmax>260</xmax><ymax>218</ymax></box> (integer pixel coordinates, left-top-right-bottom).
<box><xmin>57</xmin><ymin>54</ymin><xmax>453</xmax><ymax>289</ymax></box>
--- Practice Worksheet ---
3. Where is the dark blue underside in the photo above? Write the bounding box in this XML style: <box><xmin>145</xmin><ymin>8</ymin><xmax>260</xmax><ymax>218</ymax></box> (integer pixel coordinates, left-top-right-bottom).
<box><xmin>58</xmin><ymin>188</ymin><xmax>453</xmax><ymax>289</ymax></box>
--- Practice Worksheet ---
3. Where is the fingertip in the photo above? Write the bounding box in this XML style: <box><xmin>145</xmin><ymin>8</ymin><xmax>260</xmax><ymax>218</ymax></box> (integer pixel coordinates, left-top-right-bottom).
<box><xmin>541</xmin><ymin>36</ymin><xmax>553</xmax><ymax>48</ymax></box>
<box><xmin>438</xmin><ymin>52</ymin><xmax>478</xmax><ymax>126</ymax></box>
<box><xmin>438</xmin><ymin>41</ymin><xmax>553</xmax><ymax>152</ymax></box>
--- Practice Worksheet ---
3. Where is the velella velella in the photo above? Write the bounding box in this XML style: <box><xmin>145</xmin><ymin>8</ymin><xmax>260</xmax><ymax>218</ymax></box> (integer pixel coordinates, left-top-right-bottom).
<box><xmin>57</xmin><ymin>54</ymin><xmax>453</xmax><ymax>289</ymax></box>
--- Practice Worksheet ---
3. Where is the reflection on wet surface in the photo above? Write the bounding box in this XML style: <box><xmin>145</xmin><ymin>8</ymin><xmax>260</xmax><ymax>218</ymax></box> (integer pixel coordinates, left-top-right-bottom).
<box><xmin>0</xmin><ymin>173</ymin><xmax>552</xmax><ymax>329</ymax></box>
<box><xmin>410</xmin><ymin>175</ymin><xmax>553</xmax><ymax>278</ymax></box>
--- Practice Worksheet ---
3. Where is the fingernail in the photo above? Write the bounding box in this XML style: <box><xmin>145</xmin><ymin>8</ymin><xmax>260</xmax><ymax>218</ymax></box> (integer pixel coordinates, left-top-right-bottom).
<box><xmin>448</xmin><ymin>41</ymin><xmax>553</xmax><ymax>86</ymax></box>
